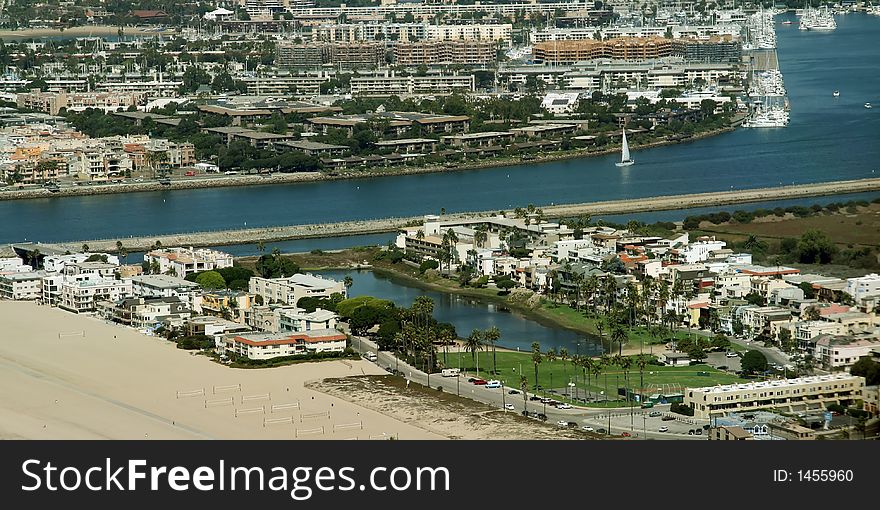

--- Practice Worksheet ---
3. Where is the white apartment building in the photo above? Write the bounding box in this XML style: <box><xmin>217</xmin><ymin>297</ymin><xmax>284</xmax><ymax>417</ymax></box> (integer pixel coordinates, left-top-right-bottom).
<box><xmin>222</xmin><ymin>329</ymin><xmax>347</xmax><ymax>360</ymax></box>
<box><xmin>313</xmin><ymin>23</ymin><xmax>427</xmax><ymax>43</ymax></box>
<box><xmin>670</xmin><ymin>238</ymin><xmax>726</xmax><ymax>264</ymax></box>
<box><xmin>0</xmin><ymin>271</ymin><xmax>46</xmax><ymax>300</ymax></box>
<box><xmin>143</xmin><ymin>248</ymin><xmax>233</xmax><ymax>277</ymax></box>
<box><xmin>130</xmin><ymin>274</ymin><xmax>202</xmax><ymax>306</ymax></box>
<box><xmin>350</xmin><ymin>74</ymin><xmax>475</xmax><ymax>96</ymax></box>
<box><xmin>685</xmin><ymin>374</ymin><xmax>866</xmax><ymax>419</ymax></box>
<box><xmin>845</xmin><ymin>274</ymin><xmax>880</xmax><ymax>302</ymax></box>
<box><xmin>541</xmin><ymin>92</ymin><xmax>581</xmax><ymax>114</ymax></box>
<box><xmin>814</xmin><ymin>335</ymin><xmax>880</xmax><ymax>371</ymax></box>
<box><xmin>59</xmin><ymin>277</ymin><xmax>133</xmax><ymax>313</ymax></box>
<box><xmin>249</xmin><ymin>274</ymin><xmax>345</xmax><ymax>305</ymax></box>
<box><xmin>43</xmin><ymin>253</ymin><xmax>120</xmax><ymax>273</ymax></box>
<box><xmin>0</xmin><ymin>256</ymin><xmax>31</xmax><ymax>273</ymax></box>
<box><xmin>425</xmin><ymin>24</ymin><xmax>512</xmax><ymax>45</ymax></box>
<box><xmin>279</xmin><ymin>307</ymin><xmax>339</xmax><ymax>332</ymax></box>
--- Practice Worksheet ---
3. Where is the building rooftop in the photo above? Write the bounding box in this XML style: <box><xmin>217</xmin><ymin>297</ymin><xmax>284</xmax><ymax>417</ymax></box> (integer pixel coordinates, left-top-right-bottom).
<box><xmin>130</xmin><ymin>274</ymin><xmax>201</xmax><ymax>289</ymax></box>
<box><xmin>688</xmin><ymin>373</ymin><xmax>863</xmax><ymax>394</ymax></box>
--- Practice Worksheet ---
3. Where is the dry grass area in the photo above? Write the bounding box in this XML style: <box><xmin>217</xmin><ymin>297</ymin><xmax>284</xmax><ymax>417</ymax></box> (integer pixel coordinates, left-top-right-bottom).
<box><xmin>308</xmin><ymin>376</ymin><xmax>598</xmax><ymax>440</ymax></box>
<box><xmin>701</xmin><ymin>204</ymin><xmax>880</xmax><ymax>247</ymax></box>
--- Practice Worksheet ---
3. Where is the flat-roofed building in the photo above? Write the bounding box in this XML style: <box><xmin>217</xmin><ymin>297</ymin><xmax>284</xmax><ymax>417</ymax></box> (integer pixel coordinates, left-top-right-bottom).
<box><xmin>222</xmin><ymin>328</ymin><xmax>347</xmax><ymax>359</ymax></box>
<box><xmin>58</xmin><ymin>276</ymin><xmax>133</xmax><ymax>313</ymax></box>
<box><xmin>276</xmin><ymin>140</ymin><xmax>348</xmax><ymax>156</ymax></box>
<box><xmin>441</xmin><ymin>131</ymin><xmax>514</xmax><ymax>148</ymax></box>
<box><xmin>373</xmin><ymin>138</ymin><xmax>437</xmax><ymax>154</ymax></box>
<box><xmin>0</xmin><ymin>271</ymin><xmax>46</xmax><ymax>300</ymax></box>
<box><xmin>144</xmin><ymin>247</ymin><xmax>233</xmax><ymax>277</ymax></box>
<box><xmin>685</xmin><ymin>374</ymin><xmax>866</xmax><ymax>419</ymax></box>
<box><xmin>130</xmin><ymin>274</ymin><xmax>202</xmax><ymax>306</ymax></box>
<box><xmin>249</xmin><ymin>273</ymin><xmax>346</xmax><ymax>306</ymax></box>
<box><xmin>708</xmin><ymin>426</ymin><xmax>754</xmax><ymax>440</ymax></box>
<box><xmin>395</xmin><ymin>40</ymin><xmax>497</xmax><ymax>66</ymax></box>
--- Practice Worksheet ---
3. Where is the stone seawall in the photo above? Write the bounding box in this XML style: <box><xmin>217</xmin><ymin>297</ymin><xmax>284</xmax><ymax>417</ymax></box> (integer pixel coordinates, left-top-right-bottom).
<box><xmin>45</xmin><ymin>177</ymin><xmax>880</xmax><ymax>254</ymax></box>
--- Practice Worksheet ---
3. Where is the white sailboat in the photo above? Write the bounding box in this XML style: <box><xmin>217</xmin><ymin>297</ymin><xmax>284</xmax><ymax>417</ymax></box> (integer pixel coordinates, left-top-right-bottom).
<box><xmin>616</xmin><ymin>129</ymin><xmax>634</xmax><ymax>167</ymax></box>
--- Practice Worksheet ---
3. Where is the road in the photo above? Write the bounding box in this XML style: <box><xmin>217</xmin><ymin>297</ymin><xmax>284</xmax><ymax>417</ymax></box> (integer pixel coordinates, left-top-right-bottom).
<box><xmin>352</xmin><ymin>336</ymin><xmax>706</xmax><ymax>440</ymax></box>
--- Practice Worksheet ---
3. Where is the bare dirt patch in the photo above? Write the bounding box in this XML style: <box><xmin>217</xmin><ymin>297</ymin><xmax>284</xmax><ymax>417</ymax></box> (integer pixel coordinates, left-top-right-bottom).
<box><xmin>308</xmin><ymin>375</ymin><xmax>599</xmax><ymax>440</ymax></box>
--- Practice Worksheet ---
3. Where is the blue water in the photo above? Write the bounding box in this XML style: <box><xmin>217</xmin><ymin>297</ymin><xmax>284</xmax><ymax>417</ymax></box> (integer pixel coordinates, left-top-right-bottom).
<box><xmin>318</xmin><ymin>269</ymin><xmax>603</xmax><ymax>354</ymax></box>
<box><xmin>2</xmin><ymin>13</ymin><xmax>878</xmax><ymax>245</ymax></box>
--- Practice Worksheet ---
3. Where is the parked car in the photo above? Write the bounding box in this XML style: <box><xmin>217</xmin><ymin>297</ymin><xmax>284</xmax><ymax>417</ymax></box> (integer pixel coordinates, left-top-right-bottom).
<box><xmin>661</xmin><ymin>415</ymin><xmax>676</xmax><ymax>421</ymax></box>
<box><xmin>504</xmin><ymin>403</ymin><xmax>515</xmax><ymax>411</ymax></box>
<box><xmin>486</xmin><ymin>380</ymin><xmax>502</xmax><ymax>389</ymax></box>
<box><xmin>648</xmin><ymin>411</ymin><xmax>662</xmax><ymax>417</ymax></box>
<box><xmin>473</xmin><ymin>379</ymin><xmax>487</xmax><ymax>385</ymax></box>
<box><xmin>537</xmin><ymin>414</ymin><xmax>547</xmax><ymax>421</ymax></box>
<box><xmin>597</xmin><ymin>428</ymin><xmax>607</xmax><ymax>434</ymax></box>
<box><xmin>508</xmin><ymin>390</ymin><xmax>520</xmax><ymax>395</ymax></box>
<box><xmin>529</xmin><ymin>395</ymin><xmax>542</xmax><ymax>401</ymax></box>
<box><xmin>726</xmin><ymin>351</ymin><xmax>739</xmax><ymax>358</ymax></box>
<box><xmin>621</xmin><ymin>432</ymin><xmax>631</xmax><ymax>437</ymax></box>
<box><xmin>467</xmin><ymin>378</ymin><xmax>476</xmax><ymax>383</ymax></box>
<box><xmin>566</xmin><ymin>422</ymin><xmax>578</xmax><ymax>428</ymax></box>
<box><xmin>581</xmin><ymin>426</ymin><xmax>594</xmax><ymax>432</ymax></box>
<box><xmin>556</xmin><ymin>403</ymin><xmax>572</xmax><ymax>410</ymax></box>
<box><xmin>658</xmin><ymin>426</ymin><xmax>669</xmax><ymax>433</ymax></box>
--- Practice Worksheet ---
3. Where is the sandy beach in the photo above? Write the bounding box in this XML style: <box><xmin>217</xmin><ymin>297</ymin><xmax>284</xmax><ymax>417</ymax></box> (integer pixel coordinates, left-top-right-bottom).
<box><xmin>0</xmin><ymin>301</ymin><xmax>443</xmax><ymax>440</ymax></box>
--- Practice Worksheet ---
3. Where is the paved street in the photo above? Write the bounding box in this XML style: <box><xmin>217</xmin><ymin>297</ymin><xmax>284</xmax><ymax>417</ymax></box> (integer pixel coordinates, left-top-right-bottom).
<box><xmin>353</xmin><ymin>336</ymin><xmax>706</xmax><ymax>440</ymax></box>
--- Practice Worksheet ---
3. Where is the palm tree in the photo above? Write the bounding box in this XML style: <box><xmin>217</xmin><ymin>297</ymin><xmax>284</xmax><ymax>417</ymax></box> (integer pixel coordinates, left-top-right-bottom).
<box><xmin>416</xmin><ymin>229</ymin><xmax>425</xmax><ymax>241</ymax></box>
<box><xmin>611</xmin><ymin>324</ymin><xmax>628</xmax><ymax>356</ymax></box>
<box><xmin>635</xmin><ymin>354</ymin><xmax>649</xmax><ymax>399</ymax></box>
<box><xmin>531</xmin><ymin>342</ymin><xmax>542</xmax><ymax>390</ymax></box>
<box><xmin>559</xmin><ymin>348</ymin><xmax>569</xmax><ymax>395</ymax></box>
<box><xmin>474</xmin><ymin>228</ymin><xmax>488</xmax><ymax>248</ymax></box>
<box><xmin>343</xmin><ymin>275</ymin><xmax>353</xmax><ymax>293</ymax></box>
<box><xmin>483</xmin><ymin>326</ymin><xmax>501</xmax><ymax>375</ymax></box>
<box><xmin>257</xmin><ymin>241</ymin><xmax>265</xmax><ymax>254</ymax></box>
<box><xmin>465</xmin><ymin>329</ymin><xmax>484</xmax><ymax>374</ymax></box>
<box><xmin>81</xmin><ymin>243</ymin><xmax>89</xmax><ymax>253</ymax></box>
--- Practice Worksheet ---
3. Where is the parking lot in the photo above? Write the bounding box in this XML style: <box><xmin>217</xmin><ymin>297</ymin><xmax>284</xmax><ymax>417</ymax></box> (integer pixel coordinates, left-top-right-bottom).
<box><xmin>705</xmin><ymin>351</ymin><xmax>742</xmax><ymax>373</ymax></box>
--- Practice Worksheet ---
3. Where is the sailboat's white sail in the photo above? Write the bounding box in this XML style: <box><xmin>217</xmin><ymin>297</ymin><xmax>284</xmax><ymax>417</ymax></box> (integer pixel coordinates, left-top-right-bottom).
<box><xmin>616</xmin><ymin>128</ymin><xmax>634</xmax><ymax>166</ymax></box>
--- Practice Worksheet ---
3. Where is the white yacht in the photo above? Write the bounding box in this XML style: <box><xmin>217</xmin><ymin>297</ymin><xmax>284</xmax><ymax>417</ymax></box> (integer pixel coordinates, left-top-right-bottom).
<box><xmin>833</xmin><ymin>90</ymin><xmax>840</xmax><ymax>97</ymax></box>
<box><xmin>866</xmin><ymin>103</ymin><xmax>873</xmax><ymax>109</ymax></box>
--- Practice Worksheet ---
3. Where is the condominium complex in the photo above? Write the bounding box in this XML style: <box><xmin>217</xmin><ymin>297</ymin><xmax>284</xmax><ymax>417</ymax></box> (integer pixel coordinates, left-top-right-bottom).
<box><xmin>685</xmin><ymin>374</ymin><xmax>866</xmax><ymax>419</ymax></box>
<box><xmin>222</xmin><ymin>329</ymin><xmax>347</xmax><ymax>359</ymax></box>
<box><xmin>16</xmin><ymin>90</ymin><xmax>146</xmax><ymax>116</ymax></box>
<box><xmin>248</xmin><ymin>274</ymin><xmax>346</xmax><ymax>305</ymax></box>
<box><xmin>143</xmin><ymin>248</ymin><xmax>234</xmax><ymax>277</ymax></box>
<box><xmin>533</xmin><ymin>37</ymin><xmax>741</xmax><ymax>65</ymax></box>
<box><xmin>349</xmin><ymin>73</ymin><xmax>476</xmax><ymax>96</ymax></box>
<box><xmin>276</xmin><ymin>41</ymin><xmax>386</xmax><ymax>68</ymax></box>
<box><xmin>395</xmin><ymin>41</ymin><xmax>497</xmax><ymax>66</ymax></box>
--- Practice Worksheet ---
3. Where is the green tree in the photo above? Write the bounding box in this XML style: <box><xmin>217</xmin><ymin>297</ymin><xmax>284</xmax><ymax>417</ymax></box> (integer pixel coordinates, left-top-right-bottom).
<box><xmin>195</xmin><ymin>271</ymin><xmax>226</xmax><ymax>290</ymax></box>
<box><xmin>741</xmin><ymin>349</ymin><xmax>768</xmax><ymax>375</ymax></box>
<box><xmin>484</xmin><ymin>326</ymin><xmax>501</xmax><ymax>375</ymax></box>
<box><xmin>465</xmin><ymin>329</ymin><xmax>484</xmax><ymax>373</ymax></box>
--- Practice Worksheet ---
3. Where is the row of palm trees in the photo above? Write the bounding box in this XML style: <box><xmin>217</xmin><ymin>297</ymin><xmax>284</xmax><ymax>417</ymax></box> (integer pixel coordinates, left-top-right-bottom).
<box><xmin>529</xmin><ymin>342</ymin><xmax>656</xmax><ymax>401</ymax></box>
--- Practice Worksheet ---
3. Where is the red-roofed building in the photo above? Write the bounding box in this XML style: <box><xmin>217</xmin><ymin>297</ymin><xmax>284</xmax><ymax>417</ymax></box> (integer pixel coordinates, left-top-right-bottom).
<box><xmin>131</xmin><ymin>10</ymin><xmax>168</xmax><ymax>20</ymax></box>
<box><xmin>223</xmin><ymin>329</ymin><xmax>347</xmax><ymax>360</ymax></box>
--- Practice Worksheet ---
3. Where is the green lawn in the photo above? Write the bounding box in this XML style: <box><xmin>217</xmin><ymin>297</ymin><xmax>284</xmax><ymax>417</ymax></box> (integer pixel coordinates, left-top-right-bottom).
<box><xmin>537</xmin><ymin>302</ymin><xmax>699</xmax><ymax>352</ymax></box>
<box><xmin>441</xmin><ymin>350</ymin><xmax>746</xmax><ymax>407</ymax></box>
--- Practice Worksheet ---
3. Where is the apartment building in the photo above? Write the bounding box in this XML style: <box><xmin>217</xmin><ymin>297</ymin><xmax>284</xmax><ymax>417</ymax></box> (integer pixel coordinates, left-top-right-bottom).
<box><xmin>350</xmin><ymin>73</ymin><xmax>476</xmax><ymax>96</ymax></box>
<box><xmin>130</xmin><ymin>274</ymin><xmax>202</xmax><ymax>306</ymax></box>
<box><xmin>395</xmin><ymin>41</ymin><xmax>497</xmax><ymax>66</ymax></box>
<box><xmin>58</xmin><ymin>277</ymin><xmax>133</xmax><ymax>313</ymax></box>
<box><xmin>222</xmin><ymin>329</ymin><xmax>347</xmax><ymax>360</ymax></box>
<box><xmin>313</xmin><ymin>23</ymin><xmax>427</xmax><ymax>43</ymax></box>
<box><xmin>0</xmin><ymin>271</ymin><xmax>46</xmax><ymax>300</ymax></box>
<box><xmin>814</xmin><ymin>334</ymin><xmax>880</xmax><ymax>371</ymax></box>
<box><xmin>425</xmin><ymin>24</ymin><xmax>513</xmax><ymax>45</ymax></box>
<box><xmin>249</xmin><ymin>274</ymin><xmax>346</xmax><ymax>306</ymax></box>
<box><xmin>685</xmin><ymin>374</ymin><xmax>866</xmax><ymax>419</ymax></box>
<box><xmin>238</xmin><ymin>75</ymin><xmax>330</xmax><ymax>96</ymax></box>
<box><xmin>143</xmin><ymin>248</ymin><xmax>233</xmax><ymax>277</ymax></box>
<box><xmin>276</xmin><ymin>41</ymin><xmax>385</xmax><ymax>69</ymax></box>
<box><xmin>16</xmin><ymin>90</ymin><xmax>146</xmax><ymax>116</ymax></box>
<box><xmin>846</xmin><ymin>274</ymin><xmax>880</xmax><ymax>302</ymax></box>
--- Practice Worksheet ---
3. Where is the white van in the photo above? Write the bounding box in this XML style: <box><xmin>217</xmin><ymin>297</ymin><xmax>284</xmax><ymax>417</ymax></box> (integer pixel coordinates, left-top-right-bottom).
<box><xmin>486</xmin><ymin>380</ymin><xmax>502</xmax><ymax>389</ymax></box>
<box><xmin>441</xmin><ymin>368</ymin><xmax>461</xmax><ymax>377</ymax></box>
<box><xmin>363</xmin><ymin>352</ymin><xmax>377</xmax><ymax>362</ymax></box>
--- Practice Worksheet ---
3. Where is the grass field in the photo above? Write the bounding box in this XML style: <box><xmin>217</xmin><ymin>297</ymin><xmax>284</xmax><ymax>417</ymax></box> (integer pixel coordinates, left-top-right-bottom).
<box><xmin>441</xmin><ymin>350</ymin><xmax>746</xmax><ymax>407</ymax></box>
<box><xmin>700</xmin><ymin>204</ymin><xmax>880</xmax><ymax>247</ymax></box>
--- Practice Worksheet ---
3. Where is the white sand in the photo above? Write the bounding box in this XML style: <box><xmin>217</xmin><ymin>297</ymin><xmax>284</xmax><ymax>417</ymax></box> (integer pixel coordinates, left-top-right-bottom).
<box><xmin>0</xmin><ymin>301</ymin><xmax>442</xmax><ymax>440</ymax></box>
